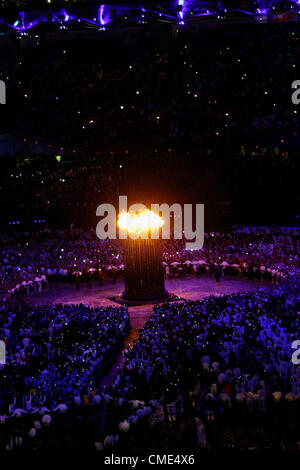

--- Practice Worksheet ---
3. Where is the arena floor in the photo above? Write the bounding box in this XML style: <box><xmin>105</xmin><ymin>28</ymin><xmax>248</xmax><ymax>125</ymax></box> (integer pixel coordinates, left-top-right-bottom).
<box><xmin>25</xmin><ymin>276</ymin><xmax>270</xmax><ymax>387</ymax></box>
<box><xmin>27</xmin><ymin>276</ymin><xmax>268</xmax><ymax>343</ymax></box>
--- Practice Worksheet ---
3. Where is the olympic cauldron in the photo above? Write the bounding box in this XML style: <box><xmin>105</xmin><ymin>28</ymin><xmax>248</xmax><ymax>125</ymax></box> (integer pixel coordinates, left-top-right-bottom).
<box><xmin>118</xmin><ymin>209</ymin><xmax>168</xmax><ymax>301</ymax></box>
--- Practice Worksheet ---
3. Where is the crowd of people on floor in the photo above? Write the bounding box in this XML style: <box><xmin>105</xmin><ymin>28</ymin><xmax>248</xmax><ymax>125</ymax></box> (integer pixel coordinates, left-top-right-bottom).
<box><xmin>0</xmin><ymin>224</ymin><xmax>299</xmax><ymax>449</ymax></box>
<box><xmin>1</xmin><ymin>278</ymin><xmax>298</xmax><ymax>450</ymax></box>
<box><xmin>99</xmin><ymin>278</ymin><xmax>300</xmax><ymax>450</ymax></box>
<box><xmin>0</xmin><ymin>302</ymin><xmax>129</xmax><ymax>450</ymax></box>
<box><xmin>1</xmin><ymin>225</ymin><xmax>299</xmax><ymax>301</ymax></box>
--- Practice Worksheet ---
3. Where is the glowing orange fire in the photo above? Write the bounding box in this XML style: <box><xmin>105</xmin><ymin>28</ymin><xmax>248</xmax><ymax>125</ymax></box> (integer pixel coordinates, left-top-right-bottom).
<box><xmin>117</xmin><ymin>209</ymin><xmax>164</xmax><ymax>234</ymax></box>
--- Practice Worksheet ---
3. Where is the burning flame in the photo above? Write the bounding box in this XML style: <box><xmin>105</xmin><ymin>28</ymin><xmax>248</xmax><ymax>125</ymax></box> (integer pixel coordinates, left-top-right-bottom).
<box><xmin>117</xmin><ymin>209</ymin><xmax>164</xmax><ymax>234</ymax></box>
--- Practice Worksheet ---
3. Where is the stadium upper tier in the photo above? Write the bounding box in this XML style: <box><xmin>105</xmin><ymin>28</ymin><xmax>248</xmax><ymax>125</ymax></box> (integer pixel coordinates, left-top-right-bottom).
<box><xmin>0</xmin><ymin>1</ymin><xmax>300</xmax><ymax>36</ymax></box>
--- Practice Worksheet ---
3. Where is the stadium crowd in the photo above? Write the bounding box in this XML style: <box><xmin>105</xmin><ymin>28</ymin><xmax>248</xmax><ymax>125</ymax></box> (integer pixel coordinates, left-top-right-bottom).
<box><xmin>95</xmin><ymin>279</ymin><xmax>300</xmax><ymax>451</ymax></box>
<box><xmin>3</xmin><ymin>25</ymin><xmax>298</xmax><ymax>148</ymax></box>
<box><xmin>0</xmin><ymin>302</ymin><xmax>129</xmax><ymax>450</ymax></box>
<box><xmin>0</xmin><ymin>17</ymin><xmax>299</xmax><ymax>452</ymax></box>
<box><xmin>0</xmin><ymin>225</ymin><xmax>299</xmax><ymax>301</ymax></box>
<box><xmin>0</xmin><ymin>24</ymin><xmax>299</xmax><ymax>227</ymax></box>
<box><xmin>0</xmin><ymin>279</ymin><xmax>299</xmax><ymax>450</ymax></box>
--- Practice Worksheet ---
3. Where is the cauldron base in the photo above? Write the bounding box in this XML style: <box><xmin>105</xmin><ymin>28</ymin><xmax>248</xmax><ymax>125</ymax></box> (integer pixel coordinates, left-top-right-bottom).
<box><xmin>108</xmin><ymin>292</ymin><xmax>185</xmax><ymax>307</ymax></box>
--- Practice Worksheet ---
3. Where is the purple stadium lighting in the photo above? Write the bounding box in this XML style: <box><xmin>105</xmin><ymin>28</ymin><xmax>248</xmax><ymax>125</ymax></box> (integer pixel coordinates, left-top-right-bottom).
<box><xmin>99</xmin><ymin>4</ymin><xmax>105</xmax><ymax>25</ymax></box>
<box><xmin>177</xmin><ymin>0</ymin><xmax>185</xmax><ymax>24</ymax></box>
<box><xmin>236</xmin><ymin>9</ymin><xmax>255</xmax><ymax>15</ymax></box>
<box><xmin>98</xmin><ymin>4</ymin><xmax>110</xmax><ymax>26</ymax></box>
<box><xmin>8</xmin><ymin>12</ymin><xmax>39</xmax><ymax>32</ymax></box>
<box><xmin>139</xmin><ymin>7</ymin><xmax>176</xmax><ymax>20</ymax></box>
<box><xmin>7</xmin><ymin>9</ymin><xmax>76</xmax><ymax>32</ymax></box>
<box><xmin>63</xmin><ymin>11</ymin><xmax>70</xmax><ymax>22</ymax></box>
